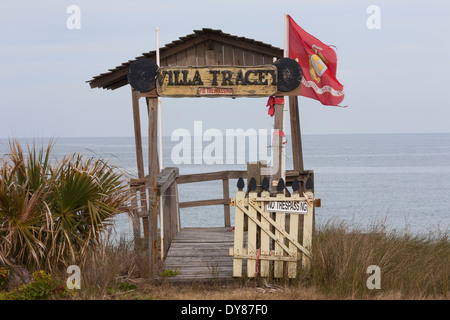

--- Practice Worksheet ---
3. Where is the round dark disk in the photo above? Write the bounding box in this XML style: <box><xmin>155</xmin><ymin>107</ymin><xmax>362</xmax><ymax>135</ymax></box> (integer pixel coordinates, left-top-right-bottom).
<box><xmin>273</xmin><ymin>57</ymin><xmax>303</xmax><ymax>92</ymax></box>
<box><xmin>127</xmin><ymin>58</ymin><xmax>158</xmax><ymax>92</ymax></box>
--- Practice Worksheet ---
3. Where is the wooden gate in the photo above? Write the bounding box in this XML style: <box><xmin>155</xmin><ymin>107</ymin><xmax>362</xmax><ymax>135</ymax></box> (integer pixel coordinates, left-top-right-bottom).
<box><xmin>229</xmin><ymin>177</ymin><xmax>317</xmax><ymax>278</ymax></box>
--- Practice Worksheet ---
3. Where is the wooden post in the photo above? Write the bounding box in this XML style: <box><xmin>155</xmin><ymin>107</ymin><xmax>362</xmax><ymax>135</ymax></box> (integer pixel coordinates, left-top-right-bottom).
<box><xmin>289</xmin><ymin>95</ymin><xmax>304</xmax><ymax>173</ymax></box>
<box><xmin>222</xmin><ymin>177</ymin><xmax>231</xmax><ymax>227</ymax></box>
<box><xmin>274</xmin><ymin>192</ymin><xmax>285</xmax><ymax>278</ymax></box>
<box><xmin>273</xmin><ymin>98</ymin><xmax>285</xmax><ymax>185</ymax></box>
<box><xmin>302</xmin><ymin>191</ymin><xmax>314</xmax><ymax>270</ymax></box>
<box><xmin>146</xmin><ymin>97</ymin><xmax>159</xmax><ymax>275</ymax></box>
<box><xmin>247</xmin><ymin>186</ymin><xmax>258</xmax><ymax>277</ymax></box>
<box><xmin>233</xmin><ymin>185</ymin><xmax>245</xmax><ymax>277</ymax></box>
<box><xmin>259</xmin><ymin>188</ymin><xmax>271</xmax><ymax>277</ymax></box>
<box><xmin>131</xmin><ymin>89</ymin><xmax>148</xmax><ymax>239</ymax></box>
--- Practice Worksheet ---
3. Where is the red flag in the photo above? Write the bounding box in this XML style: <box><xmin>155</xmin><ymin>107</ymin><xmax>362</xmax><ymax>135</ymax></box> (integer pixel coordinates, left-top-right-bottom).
<box><xmin>288</xmin><ymin>15</ymin><xmax>345</xmax><ymax>106</ymax></box>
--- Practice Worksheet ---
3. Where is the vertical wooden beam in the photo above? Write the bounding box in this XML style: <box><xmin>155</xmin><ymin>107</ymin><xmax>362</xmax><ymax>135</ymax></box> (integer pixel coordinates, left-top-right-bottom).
<box><xmin>247</xmin><ymin>190</ymin><xmax>258</xmax><ymax>277</ymax></box>
<box><xmin>131</xmin><ymin>89</ymin><xmax>149</xmax><ymax>239</ymax></box>
<box><xmin>273</xmin><ymin>98</ymin><xmax>285</xmax><ymax>183</ymax></box>
<box><xmin>259</xmin><ymin>189</ymin><xmax>271</xmax><ymax>277</ymax></box>
<box><xmin>233</xmin><ymin>189</ymin><xmax>245</xmax><ymax>277</ymax></box>
<box><xmin>222</xmin><ymin>177</ymin><xmax>230</xmax><ymax>227</ymax></box>
<box><xmin>289</xmin><ymin>96</ymin><xmax>304</xmax><ymax>173</ymax></box>
<box><xmin>274</xmin><ymin>192</ymin><xmax>285</xmax><ymax>278</ymax></box>
<box><xmin>146</xmin><ymin>97</ymin><xmax>159</xmax><ymax>275</ymax></box>
<box><xmin>302</xmin><ymin>191</ymin><xmax>314</xmax><ymax>270</ymax></box>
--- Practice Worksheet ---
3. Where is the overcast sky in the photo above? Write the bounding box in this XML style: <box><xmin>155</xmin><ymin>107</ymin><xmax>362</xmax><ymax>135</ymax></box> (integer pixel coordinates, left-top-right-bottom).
<box><xmin>1</xmin><ymin>0</ymin><xmax>449</xmax><ymax>138</ymax></box>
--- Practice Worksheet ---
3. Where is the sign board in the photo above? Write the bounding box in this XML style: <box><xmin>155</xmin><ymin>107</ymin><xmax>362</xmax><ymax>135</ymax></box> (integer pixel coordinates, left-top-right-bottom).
<box><xmin>264</xmin><ymin>200</ymin><xmax>308</xmax><ymax>214</ymax></box>
<box><xmin>157</xmin><ymin>65</ymin><xmax>278</xmax><ymax>97</ymax></box>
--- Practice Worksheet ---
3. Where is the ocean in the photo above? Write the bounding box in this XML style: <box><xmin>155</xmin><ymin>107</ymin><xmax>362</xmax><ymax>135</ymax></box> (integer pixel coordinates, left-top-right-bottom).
<box><xmin>1</xmin><ymin>133</ymin><xmax>449</xmax><ymax>238</ymax></box>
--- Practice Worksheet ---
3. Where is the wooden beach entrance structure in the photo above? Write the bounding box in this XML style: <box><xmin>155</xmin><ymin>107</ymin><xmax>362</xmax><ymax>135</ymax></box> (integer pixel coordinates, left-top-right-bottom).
<box><xmin>88</xmin><ymin>28</ymin><xmax>319</xmax><ymax>282</ymax></box>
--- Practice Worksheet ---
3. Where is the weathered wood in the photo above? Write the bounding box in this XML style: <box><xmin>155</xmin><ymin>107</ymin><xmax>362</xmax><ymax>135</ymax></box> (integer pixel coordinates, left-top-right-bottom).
<box><xmin>222</xmin><ymin>178</ymin><xmax>231</xmax><ymax>227</ymax></box>
<box><xmin>186</xmin><ymin>46</ymin><xmax>197</xmax><ymax>66</ymax></box>
<box><xmin>302</xmin><ymin>191</ymin><xmax>314</xmax><ymax>270</ymax></box>
<box><xmin>131</xmin><ymin>89</ymin><xmax>149</xmax><ymax>239</ymax></box>
<box><xmin>233</xmin><ymin>190</ymin><xmax>245</xmax><ymax>277</ymax></box>
<box><xmin>273</xmin><ymin>97</ymin><xmax>285</xmax><ymax>183</ymax></box>
<box><xmin>259</xmin><ymin>190</ymin><xmax>271</xmax><ymax>277</ymax></box>
<box><xmin>156</xmin><ymin>65</ymin><xmax>277</xmax><ymax>97</ymax></box>
<box><xmin>289</xmin><ymin>95</ymin><xmax>304</xmax><ymax>173</ymax></box>
<box><xmin>162</xmin><ymin>227</ymin><xmax>242</xmax><ymax>283</ymax></box>
<box><xmin>146</xmin><ymin>97</ymin><xmax>159</xmax><ymax>274</ymax></box>
<box><xmin>176</xmin><ymin>49</ymin><xmax>187</xmax><ymax>66</ymax></box>
<box><xmin>213</xmin><ymin>41</ymin><xmax>223</xmax><ymax>65</ymax></box>
<box><xmin>157</xmin><ymin>167</ymin><xmax>180</xmax><ymax>259</ymax></box>
<box><xmin>247</xmin><ymin>190</ymin><xmax>258</xmax><ymax>277</ymax></box>
<box><xmin>157</xmin><ymin>167</ymin><xmax>179</xmax><ymax>194</ymax></box>
<box><xmin>179</xmin><ymin>198</ymin><xmax>230</xmax><ymax>208</ymax></box>
<box><xmin>223</xmin><ymin>44</ymin><xmax>234</xmax><ymax>65</ymax></box>
<box><xmin>233</xmin><ymin>47</ymin><xmax>244</xmax><ymax>66</ymax></box>
<box><xmin>178</xmin><ymin>170</ymin><xmax>245</xmax><ymax>184</ymax></box>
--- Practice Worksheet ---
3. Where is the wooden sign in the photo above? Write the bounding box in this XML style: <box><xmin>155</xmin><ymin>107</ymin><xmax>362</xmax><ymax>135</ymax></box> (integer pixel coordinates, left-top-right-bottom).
<box><xmin>157</xmin><ymin>65</ymin><xmax>278</xmax><ymax>97</ymax></box>
<box><xmin>264</xmin><ymin>200</ymin><xmax>308</xmax><ymax>214</ymax></box>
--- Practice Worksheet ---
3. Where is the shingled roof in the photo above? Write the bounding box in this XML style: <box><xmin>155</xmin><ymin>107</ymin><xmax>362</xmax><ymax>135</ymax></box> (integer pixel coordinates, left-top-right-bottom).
<box><xmin>87</xmin><ymin>28</ymin><xmax>284</xmax><ymax>91</ymax></box>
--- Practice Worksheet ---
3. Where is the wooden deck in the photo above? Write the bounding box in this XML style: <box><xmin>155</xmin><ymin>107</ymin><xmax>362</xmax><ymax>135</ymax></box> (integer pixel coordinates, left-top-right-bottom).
<box><xmin>162</xmin><ymin>227</ymin><xmax>246</xmax><ymax>283</ymax></box>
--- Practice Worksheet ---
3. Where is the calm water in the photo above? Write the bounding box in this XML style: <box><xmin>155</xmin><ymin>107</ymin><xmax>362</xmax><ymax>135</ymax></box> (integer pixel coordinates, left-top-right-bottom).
<box><xmin>1</xmin><ymin>133</ymin><xmax>449</xmax><ymax>238</ymax></box>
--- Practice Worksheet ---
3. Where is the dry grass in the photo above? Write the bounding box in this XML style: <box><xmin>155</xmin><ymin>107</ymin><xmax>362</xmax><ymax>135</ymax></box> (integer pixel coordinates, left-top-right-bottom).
<box><xmin>64</xmin><ymin>219</ymin><xmax>448</xmax><ymax>300</ymax></box>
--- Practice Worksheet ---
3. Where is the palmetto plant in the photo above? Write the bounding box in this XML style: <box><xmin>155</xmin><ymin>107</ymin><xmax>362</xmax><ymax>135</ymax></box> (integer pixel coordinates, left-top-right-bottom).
<box><xmin>0</xmin><ymin>139</ymin><xmax>132</xmax><ymax>270</ymax></box>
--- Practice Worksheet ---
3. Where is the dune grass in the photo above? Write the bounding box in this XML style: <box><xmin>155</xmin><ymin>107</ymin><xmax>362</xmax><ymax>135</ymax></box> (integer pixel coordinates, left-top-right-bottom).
<box><xmin>40</xmin><ymin>219</ymin><xmax>447</xmax><ymax>300</ymax></box>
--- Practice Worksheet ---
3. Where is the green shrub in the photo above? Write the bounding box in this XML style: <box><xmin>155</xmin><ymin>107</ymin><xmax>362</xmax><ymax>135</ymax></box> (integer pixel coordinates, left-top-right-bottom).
<box><xmin>0</xmin><ymin>270</ymin><xmax>67</xmax><ymax>300</ymax></box>
<box><xmin>0</xmin><ymin>139</ymin><xmax>133</xmax><ymax>270</ymax></box>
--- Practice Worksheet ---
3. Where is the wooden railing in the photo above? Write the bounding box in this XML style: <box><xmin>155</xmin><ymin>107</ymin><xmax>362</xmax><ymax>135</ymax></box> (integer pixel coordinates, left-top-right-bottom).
<box><xmin>129</xmin><ymin>166</ymin><xmax>315</xmax><ymax>260</ymax></box>
<box><xmin>177</xmin><ymin>170</ymin><xmax>246</xmax><ymax>227</ymax></box>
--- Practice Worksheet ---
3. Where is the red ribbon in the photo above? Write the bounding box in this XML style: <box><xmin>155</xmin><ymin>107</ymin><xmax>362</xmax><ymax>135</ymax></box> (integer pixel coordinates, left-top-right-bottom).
<box><xmin>266</xmin><ymin>96</ymin><xmax>284</xmax><ymax>117</ymax></box>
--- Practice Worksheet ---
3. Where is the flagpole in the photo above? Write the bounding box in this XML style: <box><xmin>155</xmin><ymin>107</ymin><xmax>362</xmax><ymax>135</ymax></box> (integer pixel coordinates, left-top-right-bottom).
<box><xmin>156</xmin><ymin>27</ymin><xmax>165</xmax><ymax>260</ymax></box>
<box><xmin>281</xmin><ymin>14</ymin><xmax>289</xmax><ymax>183</ymax></box>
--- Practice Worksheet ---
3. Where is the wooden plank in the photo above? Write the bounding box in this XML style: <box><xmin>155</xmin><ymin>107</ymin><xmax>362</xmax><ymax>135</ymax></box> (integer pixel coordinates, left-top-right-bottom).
<box><xmin>273</xmin><ymin>98</ymin><xmax>285</xmax><ymax>182</ymax></box>
<box><xmin>263</xmin><ymin>54</ymin><xmax>274</xmax><ymax>64</ymax></box>
<box><xmin>186</xmin><ymin>46</ymin><xmax>197</xmax><ymax>66</ymax></box>
<box><xmin>302</xmin><ymin>191</ymin><xmax>314</xmax><ymax>270</ymax></box>
<box><xmin>246</xmin><ymin>191</ymin><xmax>258</xmax><ymax>277</ymax></box>
<box><xmin>131</xmin><ymin>89</ymin><xmax>149</xmax><ymax>240</ymax></box>
<box><xmin>233</xmin><ymin>47</ymin><xmax>244</xmax><ymax>66</ymax></box>
<box><xmin>159</xmin><ymin>57</ymin><xmax>167</xmax><ymax>67</ymax></box>
<box><xmin>289</xmin><ymin>96</ymin><xmax>304</xmax><ymax>173</ymax></box>
<box><xmin>222</xmin><ymin>178</ymin><xmax>231</xmax><ymax>227</ymax></box>
<box><xmin>233</xmin><ymin>192</ymin><xmax>245</xmax><ymax>277</ymax></box>
<box><xmin>243</xmin><ymin>50</ymin><xmax>253</xmax><ymax>65</ymax></box>
<box><xmin>205</xmin><ymin>49</ymin><xmax>215</xmax><ymax>65</ymax></box>
<box><xmin>254</xmin><ymin>52</ymin><xmax>264</xmax><ymax>65</ymax></box>
<box><xmin>146</xmin><ymin>97</ymin><xmax>159</xmax><ymax>274</ymax></box>
<box><xmin>259</xmin><ymin>190</ymin><xmax>271</xmax><ymax>277</ymax></box>
<box><xmin>213</xmin><ymin>41</ymin><xmax>223</xmax><ymax>65</ymax></box>
<box><xmin>176</xmin><ymin>49</ymin><xmax>187</xmax><ymax>66</ymax></box>
<box><xmin>157</xmin><ymin>65</ymin><xmax>277</xmax><ymax>97</ymax></box>
<box><xmin>196</xmin><ymin>43</ymin><xmax>206</xmax><ymax>66</ymax></box>
<box><xmin>288</xmin><ymin>212</ymin><xmax>299</xmax><ymax>278</ymax></box>
<box><xmin>179</xmin><ymin>198</ymin><xmax>230</xmax><ymax>208</ymax></box>
<box><xmin>223</xmin><ymin>44</ymin><xmax>234</xmax><ymax>65</ymax></box>
<box><xmin>208</xmin><ymin>33</ymin><xmax>283</xmax><ymax>59</ymax></box>
<box><xmin>274</xmin><ymin>194</ymin><xmax>285</xmax><ymax>278</ymax></box>
<box><xmin>157</xmin><ymin>167</ymin><xmax>179</xmax><ymax>194</ymax></box>
<box><xmin>166</xmin><ymin>54</ymin><xmax>177</xmax><ymax>66</ymax></box>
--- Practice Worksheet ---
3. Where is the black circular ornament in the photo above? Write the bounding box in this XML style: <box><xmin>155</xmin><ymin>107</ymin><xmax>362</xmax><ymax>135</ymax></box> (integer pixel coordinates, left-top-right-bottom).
<box><xmin>273</xmin><ymin>57</ymin><xmax>303</xmax><ymax>92</ymax></box>
<box><xmin>127</xmin><ymin>58</ymin><xmax>158</xmax><ymax>92</ymax></box>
